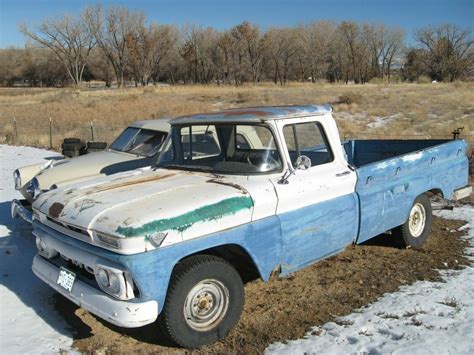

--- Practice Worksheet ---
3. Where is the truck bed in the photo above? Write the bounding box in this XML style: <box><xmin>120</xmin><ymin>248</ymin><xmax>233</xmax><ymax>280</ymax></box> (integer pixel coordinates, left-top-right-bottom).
<box><xmin>342</xmin><ymin>139</ymin><xmax>469</xmax><ymax>244</ymax></box>
<box><xmin>343</xmin><ymin>139</ymin><xmax>452</xmax><ymax>167</ymax></box>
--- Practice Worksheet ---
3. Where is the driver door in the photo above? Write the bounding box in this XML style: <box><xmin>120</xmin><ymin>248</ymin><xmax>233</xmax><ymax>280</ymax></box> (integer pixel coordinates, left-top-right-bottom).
<box><xmin>272</xmin><ymin>118</ymin><xmax>358</xmax><ymax>274</ymax></box>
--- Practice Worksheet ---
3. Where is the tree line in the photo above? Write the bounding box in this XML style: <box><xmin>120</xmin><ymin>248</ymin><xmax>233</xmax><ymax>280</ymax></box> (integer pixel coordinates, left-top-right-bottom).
<box><xmin>0</xmin><ymin>4</ymin><xmax>472</xmax><ymax>87</ymax></box>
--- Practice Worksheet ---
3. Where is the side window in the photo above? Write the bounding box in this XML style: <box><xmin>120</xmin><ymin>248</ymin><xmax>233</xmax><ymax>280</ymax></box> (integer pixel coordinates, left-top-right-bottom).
<box><xmin>283</xmin><ymin>122</ymin><xmax>333</xmax><ymax>168</ymax></box>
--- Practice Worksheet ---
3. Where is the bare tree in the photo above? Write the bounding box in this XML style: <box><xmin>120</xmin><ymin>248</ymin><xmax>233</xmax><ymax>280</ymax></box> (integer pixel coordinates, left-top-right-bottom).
<box><xmin>415</xmin><ymin>24</ymin><xmax>473</xmax><ymax>81</ymax></box>
<box><xmin>127</xmin><ymin>23</ymin><xmax>175</xmax><ymax>85</ymax></box>
<box><xmin>231</xmin><ymin>21</ymin><xmax>265</xmax><ymax>84</ymax></box>
<box><xmin>265</xmin><ymin>27</ymin><xmax>299</xmax><ymax>85</ymax></box>
<box><xmin>302</xmin><ymin>21</ymin><xmax>337</xmax><ymax>82</ymax></box>
<box><xmin>0</xmin><ymin>47</ymin><xmax>25</xmax><ymax>85</ymax></box>
<box><xmin>20</xmin><ymin>12</ymin><xmax>95</xmax><ymax>86</ymax></box>
<box><xmin>88</xmin><ymin>48</ymin><xmax>115</xmax><ymax>87</ymax></box>
<box><xmin>337</xmin><ymin>21</ymin><xmax>370</xmax><ymax>83</ymax></box>
<box><xmin>84</xmin><ymin>5</ymin><xmax>145</xmax><ymax>87</ymax></box>
<box><xmin>383</xmin><ymin>28</ymin><xmax>404</xmax><ymax>81</ymax></box>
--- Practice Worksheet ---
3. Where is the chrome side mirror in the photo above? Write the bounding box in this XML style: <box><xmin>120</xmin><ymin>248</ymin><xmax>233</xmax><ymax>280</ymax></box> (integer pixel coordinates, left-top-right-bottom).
<box><xmin>295</xmin><ymin>155</ymin><xmax>311</xmax><ymax>170</ymax></box>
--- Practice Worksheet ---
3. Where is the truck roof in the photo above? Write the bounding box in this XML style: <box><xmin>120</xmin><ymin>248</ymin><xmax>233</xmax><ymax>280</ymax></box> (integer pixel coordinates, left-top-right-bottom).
<box><xmin>170</xmin><ymin>105</ymin><xmax>332</xmax><ymax>125</ymax></box>
<box><xmin>130</xmin><ymin>118</ymin><xmax>170</xmax><ymax>131</ymax></box>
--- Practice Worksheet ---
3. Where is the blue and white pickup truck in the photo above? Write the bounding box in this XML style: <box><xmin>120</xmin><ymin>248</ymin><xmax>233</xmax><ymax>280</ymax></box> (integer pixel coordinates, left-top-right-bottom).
<box><xmin>30</xmin><ymin>105</ymin><xmax>471</xmax><ymax>348</ymax></box>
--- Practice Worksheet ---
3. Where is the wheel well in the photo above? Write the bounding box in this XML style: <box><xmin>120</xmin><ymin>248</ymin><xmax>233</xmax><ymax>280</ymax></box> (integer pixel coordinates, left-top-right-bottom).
<box><xmin>176</xmin><ymin>244</ymin><xmax>261</xmax><ymax>283</ymax></box>
<box><xmin>428</xmin><ymin>188</ymin><xmax>444</xmax><ymax>198</ymax></box>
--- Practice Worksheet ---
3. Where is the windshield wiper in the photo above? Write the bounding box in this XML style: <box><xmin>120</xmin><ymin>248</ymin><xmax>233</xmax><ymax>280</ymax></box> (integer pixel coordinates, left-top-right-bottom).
<box><xmin>161</xmin><ymin>164</ymin><xmax>213</xmax><ymax>173</ymax></box>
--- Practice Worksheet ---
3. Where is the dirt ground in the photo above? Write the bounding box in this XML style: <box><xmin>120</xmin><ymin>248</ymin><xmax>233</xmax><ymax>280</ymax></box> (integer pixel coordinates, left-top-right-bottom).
<box><xmin>50</xmin><ymin>211</ymin><xmax>472</xmax><ymax>355</ymax></box>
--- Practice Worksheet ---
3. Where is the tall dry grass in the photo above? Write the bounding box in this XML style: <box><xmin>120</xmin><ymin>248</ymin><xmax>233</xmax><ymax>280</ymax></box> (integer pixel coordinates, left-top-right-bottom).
<box><xmin>0</xmin><ymin>82</ymin><xmax>473</xmax><ymax>151</ymax></box>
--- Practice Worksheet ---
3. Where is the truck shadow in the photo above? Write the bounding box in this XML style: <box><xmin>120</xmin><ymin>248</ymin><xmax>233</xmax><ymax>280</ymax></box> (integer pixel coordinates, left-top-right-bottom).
<box><xmin>359</xmin><ymin>232</ymin><xmax>403</xmax><ymax>249</ymax></box>
<box><xmin>0</xmin><ymin>201</ymin><xmax>75</xmax><ymax>340</ymax></box>
<box><xmin>0</xmin><ymin>199</ymin><xmax>175</xmax><ymax>348</ymax></box>
<box><xmin>53</xmin><ymin>293</ymin><xmax>176</xmax><ymax>347</ymax></box>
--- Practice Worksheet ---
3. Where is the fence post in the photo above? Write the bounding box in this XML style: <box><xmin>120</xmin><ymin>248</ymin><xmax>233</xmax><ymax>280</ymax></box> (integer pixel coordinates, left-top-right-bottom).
<box><xmin>13</xmin><ymin>117</ymin><xmax>18</xmax><ymax>145</ymax></box>
<box><xmin>49</xmin><ymin>117</ymin><xmax>53</xmax><ymax>149</ymax></box>
<box><xmin>90</xmin><ymin>121</ymin><xmax>94</xmax><ymax>141</ymax></box>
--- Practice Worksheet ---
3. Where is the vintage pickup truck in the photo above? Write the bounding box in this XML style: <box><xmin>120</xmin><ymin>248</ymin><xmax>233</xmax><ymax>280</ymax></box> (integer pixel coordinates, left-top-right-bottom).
<box><xmin>30</xmin><ymin>105</ymin><xmax>471</xmax><ymax>348</ymax></box>
<box><xmin>11</xmin><ymin>118</ymin><xmax>169</xmax><ymax>223</ymax></box>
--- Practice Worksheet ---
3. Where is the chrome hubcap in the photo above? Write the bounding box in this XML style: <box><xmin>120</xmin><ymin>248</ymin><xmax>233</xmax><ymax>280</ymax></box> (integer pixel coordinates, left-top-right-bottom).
<box><xmin>183</xmin><ymin>279</ymin><xmax>229</xmax><ymax>331</ymax></box>
<box><xmin>409</xmin><ymin>203</ymin><xmax>426</xmax><ymax>238</ymax></box>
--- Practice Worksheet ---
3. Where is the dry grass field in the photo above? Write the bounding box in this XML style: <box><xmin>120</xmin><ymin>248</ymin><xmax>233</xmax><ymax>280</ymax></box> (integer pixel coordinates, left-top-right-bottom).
<box><xmin>0</xmin><ymin>82</ymin><xmax>473</xmax><ymax>150</ymax></box>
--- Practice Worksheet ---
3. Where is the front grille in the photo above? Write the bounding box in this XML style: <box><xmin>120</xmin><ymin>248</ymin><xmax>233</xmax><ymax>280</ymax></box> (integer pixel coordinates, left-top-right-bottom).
<box><xmin>46</xmin><ymin>216</ymin><xmax>90</xmax><ymax>238</ymax></box>
<box><xmin>48</xmin><ymin>255</ymin><xmax>99</xmax><ymax>290</ymax></box>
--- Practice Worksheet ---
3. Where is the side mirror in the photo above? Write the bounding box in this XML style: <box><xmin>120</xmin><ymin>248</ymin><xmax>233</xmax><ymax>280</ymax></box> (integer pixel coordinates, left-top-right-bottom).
<box><xmin>295</xmin><ymin>155</ymin><xmax>311</xmax><ymax>170</ymax></box>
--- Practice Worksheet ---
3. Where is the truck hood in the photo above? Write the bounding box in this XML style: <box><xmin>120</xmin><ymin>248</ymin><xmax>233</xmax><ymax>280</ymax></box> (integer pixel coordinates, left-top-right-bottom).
<box><xmin>35</xmin><ymin>150</ymin><xmax>142</xmax><ymax>190</ymax></box>
<box><xmin>33</xmin><ymin>169</ymin><xmax>254</xmax><ymax>250</ymax></box>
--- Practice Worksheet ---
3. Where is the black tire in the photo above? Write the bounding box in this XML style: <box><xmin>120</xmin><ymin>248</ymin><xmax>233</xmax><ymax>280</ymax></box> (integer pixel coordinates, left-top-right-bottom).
<box><xmin>159</xmin><ymin>255</ymin><xmax>244</xmax><ymax>348</ymax></box>
<box><xmin>61</xmin><ymin>142</ymin><xmax>85</xmax><ymax>150</ymax></box>
<box><xmin>393</xmin><ymin>194</ymin><xmax>432</xmax><ymax>248</ymax></box>
<box><xmin>62</xmin><ymin>149</ymin><xmax>75</xmax><ymax>158</ymax></box>
<box><xmin>86</xmin><ymin>141</ymin><xmax>107</xmax><ymax>150</ymax></box>
<box><xmin>63</xmin><ymin>137</ymin><xmax>81</xmax><ymax>144</ymax></box>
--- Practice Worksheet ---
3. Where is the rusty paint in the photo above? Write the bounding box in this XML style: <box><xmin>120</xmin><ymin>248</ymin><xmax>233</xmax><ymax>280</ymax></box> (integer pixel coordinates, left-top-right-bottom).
<box><xmin>221</xmin><ymin>110</ymin><xmax>271</xmax><ymax>117</ymax></box>
<box><xmin>206</xmin><ymin>179</ymin><xmax>248</xmax><ymax>195</ymax></box>
<box><xmin>86</xmin><ymin>173</ymin><xmax>177</xmax><ymax>195</ymax></box>
<box><xmin>48</xmin><ymin>202</ymin><xmax>65</xmax><ymax>219</ymax></box>
<box><xmin>178</xmin><ymin>109</ymin><xmax>272</xmax><ymax>119</ymax></box>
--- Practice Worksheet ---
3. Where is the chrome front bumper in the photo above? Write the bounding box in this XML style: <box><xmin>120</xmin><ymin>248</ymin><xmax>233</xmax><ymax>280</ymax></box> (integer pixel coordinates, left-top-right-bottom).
<box><xmin>11</xmin><ymin>199</ymin><xmax>33</xmax><ymax>224</ymax></box>
<box><xmin>32</xmin><ymin>225</ymin><xmax>159</xmax><ymax>328</ymax></box>
<box><xmin>33</xmin><ymin>256</ymin><xmax>158</xmax><ymax>328</ymax></box>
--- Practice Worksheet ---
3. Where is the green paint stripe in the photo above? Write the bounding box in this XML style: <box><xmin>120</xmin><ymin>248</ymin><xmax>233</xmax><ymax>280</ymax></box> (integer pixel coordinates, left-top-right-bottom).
<box><xmin>115</xmin><ymin>196</ymin><xmax>253</xmax><ymax>237</ymax></box>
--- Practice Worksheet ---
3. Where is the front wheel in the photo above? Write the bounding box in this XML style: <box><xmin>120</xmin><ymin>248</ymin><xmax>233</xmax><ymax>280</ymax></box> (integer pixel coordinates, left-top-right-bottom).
<box><xmin>393</xmin><ymin>194</ymin><xmax>432</xmax><ymax>248</ymax></box>
<box><xmin>159</xmin><ymin>255</ymin><xmax>244</xmax><ymax>348</ymax></box>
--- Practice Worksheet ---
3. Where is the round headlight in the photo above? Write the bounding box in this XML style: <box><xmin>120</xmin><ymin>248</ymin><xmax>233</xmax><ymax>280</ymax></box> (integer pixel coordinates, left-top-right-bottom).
<box><xmin>26</xmin><ymin>178</ymin><xmax>40</xmax><ymax>198</ymax></box>
<box><xmin>96</xmin><ymin>268</ymin><xmax>109</xmax><ymax>288</ymax></box>
<box><xmin>108</xmin><ymin>273</ymin><xmax>121</xmax><ymax>294</ymax></box>
<box><xmin>13</xmin><ymin>170</ymin><xmax>21</xmax><ymax>190</ymax></box>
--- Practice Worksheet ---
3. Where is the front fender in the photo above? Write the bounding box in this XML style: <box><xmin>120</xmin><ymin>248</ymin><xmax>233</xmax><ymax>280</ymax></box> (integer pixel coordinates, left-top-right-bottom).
<box><xmin>17</xmin><ymin>161</ymin><xmax>54</xmax><ymax>201</ymax></box>
<box><xmin>115</xmin><ymin>215</ymin><xmax>282</xmax><ymax>314</ymax></box>
<box><xmin>33</xmin><ymin>215</ymin><xmax>282</xmax><ymax>315</ymax></box>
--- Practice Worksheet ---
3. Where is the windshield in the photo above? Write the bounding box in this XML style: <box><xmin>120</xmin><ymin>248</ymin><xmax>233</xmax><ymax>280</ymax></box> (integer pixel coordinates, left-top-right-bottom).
<box><xmin>156</xmin><ymin>123</ymin><xmax>282</xmax><ymax>174</ymax></box>
<box><xmin>110</xmin><ymin>127</ymin><xmax>168</xmax><ymax>157</ymax></box>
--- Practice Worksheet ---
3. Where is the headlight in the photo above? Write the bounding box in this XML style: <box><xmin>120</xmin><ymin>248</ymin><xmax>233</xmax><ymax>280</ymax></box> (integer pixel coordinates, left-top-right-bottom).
<box><xmin>26</xmin><ymin>178</ymin><xmax>44</xmax><ymax>199</ymax></box>
<box><xmin>108</xmin><ymin>273</ymin><xmax>121</xmax><ymax>294</ymax></box>
<box><xmin>94</xmin><ymin>264</ymin><xmax>135</xmax><ymax>300</ymax></box>
<box><xmin>97</xmin><ymin>269</ymin><xmax>109</xmax><ymax>287</ymax></box>
<box><xmin>95</xmin><ymin>232</ymin><xmax>121</xmax><ymax>249</ymax></box>
<box><xmin>13</xmin><ymin>170</ymin><xmax>21</xmax><ymax>190</ymax></box>
<box><xmin>35</xmin><ymin>236</ymin><xmax>58</xmax><ymax>259</ymax></box>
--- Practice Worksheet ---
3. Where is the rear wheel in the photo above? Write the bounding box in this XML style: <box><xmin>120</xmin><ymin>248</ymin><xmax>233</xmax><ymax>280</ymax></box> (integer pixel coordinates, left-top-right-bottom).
<box><xmin>393</xmin><ymin>194</ymin><xmax>432</xmax><ymax>248</ymax></box>
<box><xmin>159</xmin><ymin>255</ymin><xmax>244</xmax><ymax>348</ymax></box>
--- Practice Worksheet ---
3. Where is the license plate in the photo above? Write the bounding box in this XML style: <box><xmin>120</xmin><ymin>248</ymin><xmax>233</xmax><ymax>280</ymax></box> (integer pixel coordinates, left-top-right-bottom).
<box><xmin>57</xmin><ymin>267</ymin><xmax>76</xmax><ymax>292</ymax></box>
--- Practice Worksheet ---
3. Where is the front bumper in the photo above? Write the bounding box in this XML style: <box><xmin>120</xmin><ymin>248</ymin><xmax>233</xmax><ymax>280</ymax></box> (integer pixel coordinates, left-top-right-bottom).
<box><xmin>453</xmin><ymin>185</ymin><xmax>472</xmax><ymax>201</ymax></box>
<box><xmin>32</xmin><ymin>222</ymin><xmax>159</xmax><ymax>328</ymax></box>
<box><xmin>32</xmin><ymin>255</ymin><xmax>158</xmax><ymax>328</ymax></box>
<box><xmin>11</xmin><ymin>199</ymin><xmax>33</xmax><ymax>224</ymax></box>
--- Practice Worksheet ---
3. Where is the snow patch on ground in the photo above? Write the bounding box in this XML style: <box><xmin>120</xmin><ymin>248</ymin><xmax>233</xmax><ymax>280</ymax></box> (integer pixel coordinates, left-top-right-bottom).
<box><xmin>266</xmin><ymin>205</ymin><xmax>474</xmax><ymax>355</ymax></box>
<box><xmin>367</xmin><ymin>113</ymin><xmax>405</xmax><ymax>129</ymax></box>
<box><xmin>0</xmin><ymin>145</ymin><xmax>74</xmax><ymax>354</ymax></box>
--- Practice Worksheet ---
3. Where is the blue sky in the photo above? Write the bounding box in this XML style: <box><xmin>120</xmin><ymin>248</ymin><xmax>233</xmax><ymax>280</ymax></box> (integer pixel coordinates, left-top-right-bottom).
<box><xmin>0</xmin><ymin>0</ymin><xmax>472</xmax><ymax>48</ymax></box>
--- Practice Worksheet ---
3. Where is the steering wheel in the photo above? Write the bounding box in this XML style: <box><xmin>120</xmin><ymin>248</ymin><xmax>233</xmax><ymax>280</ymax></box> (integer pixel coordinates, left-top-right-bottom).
<box><xmin>246</xmin><ymin>152</ymin><xmax>279</xmax><ymax>172</ymax></box>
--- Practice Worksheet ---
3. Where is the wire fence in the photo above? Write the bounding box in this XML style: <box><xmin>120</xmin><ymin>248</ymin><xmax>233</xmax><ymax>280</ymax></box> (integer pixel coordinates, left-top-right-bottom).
<box><xmin>3</xmin><ymin>117</ymin><xmax>473</xmax><ymax>156</ymax></box>
<box><xmin>5</xmin><ymin>117</ymin><xmax>125</xmax><ymax>150</ymax></box>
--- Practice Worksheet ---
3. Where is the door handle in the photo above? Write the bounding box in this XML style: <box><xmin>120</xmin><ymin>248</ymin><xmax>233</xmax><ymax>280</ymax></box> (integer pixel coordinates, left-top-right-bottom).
<box><xmin>336</xmin><ymin>171</ymin><xmax>351</xmax><ymax>177</ymax></box>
